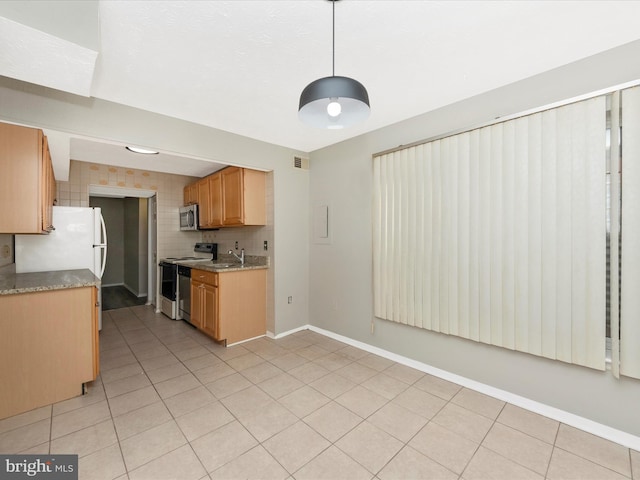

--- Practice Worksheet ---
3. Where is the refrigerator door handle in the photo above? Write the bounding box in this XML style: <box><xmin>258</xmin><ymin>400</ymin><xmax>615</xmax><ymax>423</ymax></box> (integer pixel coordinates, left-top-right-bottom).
<box><xmin>99</xmin><ymin>214</ymin><xmax>108</xmax><ymax>278</ymax></box>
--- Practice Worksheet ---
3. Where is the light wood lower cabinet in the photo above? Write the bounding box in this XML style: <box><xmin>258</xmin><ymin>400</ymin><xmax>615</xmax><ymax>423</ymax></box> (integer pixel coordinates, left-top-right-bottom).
<box><xmin>191</xmin><ymin>268</ymin><xmax>266</xmax><ymax>345</ymax></box>
<box><xmin>92</xmin><ymin>286</ymin><xmax>100</xmax><ymax>379</ymax></box>
<box><xmin>0</xmin><ymin>286</ymin><xmax>99</xmax><ymax>420</ymax></box>
<box><xmin>201</xmin><ymin>283</ymin><xmax>218</xmax><ymax>338</ymax></box>
<box><xmin>191</xmin><ymin>270</ymin><xmax>217</xmax><ymax>335</ymax></box>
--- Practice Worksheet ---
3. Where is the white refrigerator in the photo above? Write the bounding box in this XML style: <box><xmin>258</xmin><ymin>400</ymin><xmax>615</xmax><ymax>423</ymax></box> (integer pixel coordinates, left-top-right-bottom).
<box><xmin>15</xmin><ymin>206</ymin><xmax>108</xmax><ymax>329</ymax></box>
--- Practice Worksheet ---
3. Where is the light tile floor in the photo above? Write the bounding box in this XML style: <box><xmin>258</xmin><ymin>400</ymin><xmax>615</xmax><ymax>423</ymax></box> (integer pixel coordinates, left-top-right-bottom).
<box><xmin>1</xmin><ymin>305</ymin><xmax>638</xmax><ymax>480</ymax></box>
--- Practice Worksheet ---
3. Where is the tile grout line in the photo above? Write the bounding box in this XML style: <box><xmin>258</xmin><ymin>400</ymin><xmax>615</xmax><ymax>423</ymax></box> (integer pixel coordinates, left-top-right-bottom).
<box><xmin>103</xmin><ymin>308</ymin><xmax>145</xmax><ymax>478</ymax></box>
<box><xmin>119</xmin><ymin>306</ymin><xmax>213</xmax><ymax>477</ymax></box>
<box><xmin>75</xmin><ymin>305</ymin><xmax>638</xmax><ymax>479</ymax></box>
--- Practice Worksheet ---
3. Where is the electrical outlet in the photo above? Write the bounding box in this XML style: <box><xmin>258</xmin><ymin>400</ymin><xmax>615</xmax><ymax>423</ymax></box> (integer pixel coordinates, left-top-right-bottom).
<box><xmin>287</xmin><ymin>296</ymin><xmax>293</xmax><ymax>304</ymax></box>
<box><xmin>235</xmin><ymin>241</ymin><xmax>239</xmax><ymax>249</ymax></box>
<box><xmin>0</xmin><ymin>245</ymin><xmax>10</xmax><ymax>259</ymax></box>
<box><xmin>263</xmin><ymin>240</ymin><xmax>268</xmax><ymax>251</ymax></box>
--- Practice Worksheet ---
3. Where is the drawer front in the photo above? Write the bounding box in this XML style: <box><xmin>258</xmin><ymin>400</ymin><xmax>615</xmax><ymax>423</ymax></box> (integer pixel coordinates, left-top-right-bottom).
<box><xmin>191</xmin><ymin>269</ymin><xmax>217</xmax><ymax>286</ymax></box>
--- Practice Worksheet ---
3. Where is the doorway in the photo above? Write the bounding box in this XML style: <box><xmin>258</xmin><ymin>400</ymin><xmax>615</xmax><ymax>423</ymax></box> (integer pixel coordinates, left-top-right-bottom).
<box><xmin>88</xmin><ymin>185</ymin><xmax>158</xmax><ymax>311</ymax></box>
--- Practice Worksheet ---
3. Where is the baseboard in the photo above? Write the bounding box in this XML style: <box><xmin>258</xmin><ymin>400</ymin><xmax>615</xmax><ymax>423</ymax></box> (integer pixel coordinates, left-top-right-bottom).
<box><xmin>123</xmin><ymin>283</ymin><xmax>146</xmax><ymax>298</ymax></box>
<box><xmin>266</xmin><ymin>325</ymin><xmax>309</xmax><ymax>339</ymax></box>
<box><xmin>101</xmin><ymin>282</ymin><xmax>123</xmax><ymax>288</ymax></box>
<box><xmin>274</xmin><ymin>323</ymin><xmax>640</xmax><ymax>451</ymax></box>
<box><xmin>227</xmin><ymin>334</ymin><xmax>267</xmax><ymax>347</ymax></box>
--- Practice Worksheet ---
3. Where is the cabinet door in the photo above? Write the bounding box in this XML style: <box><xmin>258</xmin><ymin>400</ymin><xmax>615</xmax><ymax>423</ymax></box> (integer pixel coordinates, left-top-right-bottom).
<box><xmin>183</xmin><ymin>185</ymin><xmax>190</xmax><ymax>205</ymax></box>
<box><xmin>92</xmin><ymin>287</ymin><xmax>100</xmax><ymax>379</ymax></box>
<box><xmin>217</xmin><ymin>270</ymin><xmax>266</xmax><ymax>345</ymax></box>
<box><xmin>221</xmin><ymin>166</ymin><xmax>244</xmax><ymax>226</ymax></box>
<box><xmin>197</xmin><ymin>178</ymin><xmax>211</xmax><ymax>228</ymax></box>
<box><xmin>0</xmin><ymin>123</ymin><xmax>44</xmax><ymax>233</ymax></box>
<box><xmin>41</xmin><ymin>135</ymin><xmax>55</xmax><ymax>233</ymax></box>
<box><xmin>49</xmin><ymin>160</ymin><xmax>56</xmax><ymax>208</ymax></box>
<box><xmin>201</xmin><ymin>283</ymin><xmax>218</xmax><ymax>338</ymax></box>
<box><xmin>0</xmin><ymin>287</ymin><xmax>95</xmax><ymax>419</ymax></box>
<box><xmin>190</xmin><ymin>280</ymin><xmax>203</xmax><ymax>329</ymax></box>
<box><xmin>209</xmin><ymin>173</ymin><xmax>222</xmax><ymax>227</ymax></box>
<box><xmin>184</xmin><ymin>183</ymin><xmax>197</xmax><ymax>205</ymax></box>
<box><xmin>241</xmin><ymin>169</ymin><xmax>266</xmax><ymax>226</ymax></box>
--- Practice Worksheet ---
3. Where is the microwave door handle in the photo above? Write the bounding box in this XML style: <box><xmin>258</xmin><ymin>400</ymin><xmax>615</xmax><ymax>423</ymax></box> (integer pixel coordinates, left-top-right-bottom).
<box><xmin>189</xmin><ymin>210</ymin><xmax>195</xmax><ymax>227</ymax></box>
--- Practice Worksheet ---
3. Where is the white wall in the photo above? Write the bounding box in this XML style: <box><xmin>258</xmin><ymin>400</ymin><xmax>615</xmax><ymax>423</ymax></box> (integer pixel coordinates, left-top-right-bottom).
<box><xmin>137</xmin><ymin>198</ymin><xmax>148</xmax><ymax>297</ymax></box>
<box><xmin>309</xmin><ymin>41</ymin><xmax>640</xmax><ymax>438</ymax></box>
<box><xmin>0</xmin><ymin>76</ymin><xmax>310</xmax><ymax>336</ymax></box>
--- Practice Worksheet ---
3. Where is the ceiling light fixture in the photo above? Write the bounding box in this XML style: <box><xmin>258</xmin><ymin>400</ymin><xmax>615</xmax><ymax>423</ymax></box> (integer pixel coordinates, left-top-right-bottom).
<box><xmin>125</xmin><ymin>146</ymin><xmax>159</xmax><ymax>155</ymax></box>
<box><xmin>298</xmin><ymin>0</ymin><xmax>370</xmax><ymax>129</ymax></box>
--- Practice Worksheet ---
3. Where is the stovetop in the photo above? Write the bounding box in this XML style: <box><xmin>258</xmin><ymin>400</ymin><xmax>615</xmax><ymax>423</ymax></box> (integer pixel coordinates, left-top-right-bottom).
<box><xmin>161</xmin><ymin>256</ymin><xmax>211</xmax><ymax>264</ymax></box>
<box><xmin>161</xmin><ymin>244</ymin><xmax>217</xmax><ymax>265</ymax></box>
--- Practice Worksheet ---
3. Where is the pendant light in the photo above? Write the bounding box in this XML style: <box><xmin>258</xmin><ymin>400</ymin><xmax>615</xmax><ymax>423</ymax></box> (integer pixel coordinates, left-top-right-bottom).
<box><xmin>298</xmin><ymin>0</ymin><xmax>370</xmax><ymax>129</ymax></box>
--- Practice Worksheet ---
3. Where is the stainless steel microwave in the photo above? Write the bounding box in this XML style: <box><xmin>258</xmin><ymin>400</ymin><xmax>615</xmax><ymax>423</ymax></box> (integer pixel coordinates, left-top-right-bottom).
<box><xmin>179</xmin><ymin>204</ymin><xmax>198</xmax><ymax>231</ymax></box>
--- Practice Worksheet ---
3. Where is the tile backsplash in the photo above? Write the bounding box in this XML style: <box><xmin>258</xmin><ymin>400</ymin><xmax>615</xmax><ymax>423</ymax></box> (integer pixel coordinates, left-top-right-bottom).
<box><xmin>201</xmin><ymin>170</ymin><xmax>274</xmax><ymax>259</ymax></box>
<box><xmin>57</xmin><ymin>160</ymin><xmax>200</xmax><ymax>261</ymax></box>
<box><xmin>56</xmin><ymin>162</ymin><xmax>274</xmax><ymax>326</ymax></box>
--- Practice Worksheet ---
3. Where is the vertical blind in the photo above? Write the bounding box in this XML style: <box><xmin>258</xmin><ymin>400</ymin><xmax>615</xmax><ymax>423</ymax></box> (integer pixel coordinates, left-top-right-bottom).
<box><xmin>619</xmin><ymin>86</ymin><xmax>640</xmax><ymax>379</ymax></box>
<box><xmin>373</xmin><ymin>96</ymin><xmax>607</xmax><ymax>370</ymax></box>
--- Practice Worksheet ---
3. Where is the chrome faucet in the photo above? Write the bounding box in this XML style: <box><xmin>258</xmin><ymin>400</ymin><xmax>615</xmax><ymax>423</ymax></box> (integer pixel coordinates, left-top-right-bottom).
<box><xmin>228</xmin><ymin>248</ymin><xmax>245</xmax><ymax>266</ymax></box>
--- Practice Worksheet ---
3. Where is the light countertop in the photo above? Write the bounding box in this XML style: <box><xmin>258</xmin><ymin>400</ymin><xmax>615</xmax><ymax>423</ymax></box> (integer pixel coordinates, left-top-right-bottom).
<box><xmin>174</xmin><ymin>254</ymin><xmax>269</xmax><ymax>273</ymax></box>
<box><xmin>0</xmin><ymin>268</ymin><xmax>100</xmax><ymax>295</ymax></box>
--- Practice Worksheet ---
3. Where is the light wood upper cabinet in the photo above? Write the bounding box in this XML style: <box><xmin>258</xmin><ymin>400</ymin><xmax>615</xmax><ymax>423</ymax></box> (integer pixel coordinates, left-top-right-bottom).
<box><xmin>221</xmin><ymin>166</ymin><xmax>243</xmax><ymax>225</ymax></box>
<box><xmin>42</xmin><ymin>135</ymin><xmax>56</xmax><ymax>233</ymax></box>
<box><xmin>221</xmin><ymin>167</ymin><xmax>266</xmax><ymax>227</ymax></box>
<box><xmin>0</xmin><ymin>122</ymin><xmax>56</xmax><ymax>234</ymax></box>
<box><xmin>197</xmin><ymin>177</ymin><xmax>212</xmax><ymax>228</ymax></box>
<box><xmin>209</xmin><ymin>172</ymin><xmax>223</xmax><ymax>227</ymax></box>
<box><xmin>183</xmin><ymin>166</ymin><xmax>266</xmax><ymax>229</ymax></box>
<box><xmin>183</xmin><ymin>183</ymin><xmax>198</xmax><ymax>205</ymax></box>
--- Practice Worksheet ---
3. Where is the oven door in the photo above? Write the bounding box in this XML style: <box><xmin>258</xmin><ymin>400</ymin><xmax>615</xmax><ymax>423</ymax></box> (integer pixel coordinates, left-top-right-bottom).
<box><xmin>159</xmin><ymin>262</ymin><xmax>177</xmax><ymax>301</ymax></box>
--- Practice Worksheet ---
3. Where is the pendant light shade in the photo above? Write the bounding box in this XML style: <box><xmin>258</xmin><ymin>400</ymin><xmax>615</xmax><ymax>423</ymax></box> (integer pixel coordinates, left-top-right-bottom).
<box><xmin>299</xmin><ymin>75</ymin><xmax>370</xmax><ymax>129</ymax></box>
<box><xmin>298</xmin><ymin>0</ymin><xmax>370</xmax><ymax>129</ymax></box>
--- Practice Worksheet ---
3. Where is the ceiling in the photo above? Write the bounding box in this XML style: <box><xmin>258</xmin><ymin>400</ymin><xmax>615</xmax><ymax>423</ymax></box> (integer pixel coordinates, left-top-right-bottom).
<box><xmin>3</xmin><ymin>1</ymin><xmax>640</xmax><ymax>176</ymax></box>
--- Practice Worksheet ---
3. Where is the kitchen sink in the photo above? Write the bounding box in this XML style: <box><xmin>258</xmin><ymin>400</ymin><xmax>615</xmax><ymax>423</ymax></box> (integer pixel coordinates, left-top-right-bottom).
<box><xmin>211</xmin><ymin>263</ymin><xmax>236</xmax><ymax>268</ymax></box>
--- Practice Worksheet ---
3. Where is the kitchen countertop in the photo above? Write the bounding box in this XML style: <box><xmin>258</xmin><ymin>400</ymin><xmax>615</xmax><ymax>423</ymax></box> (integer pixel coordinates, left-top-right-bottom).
<box><xmin>175</xmin><ymin>254</ymin><xmax>269</xmax><ymax>273</ymax></box>
<box><xmin>0</xmin><ymin>268</ymin><xmax>100</xmax><ymax>295</ymax></box>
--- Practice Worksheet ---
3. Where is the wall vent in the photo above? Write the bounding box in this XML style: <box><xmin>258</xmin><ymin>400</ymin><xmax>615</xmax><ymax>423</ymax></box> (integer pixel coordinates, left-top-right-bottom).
<box><xmin>293</xmin><ymin>156</ymin><xmax>309</xmax><ymax>170</ymax></box>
